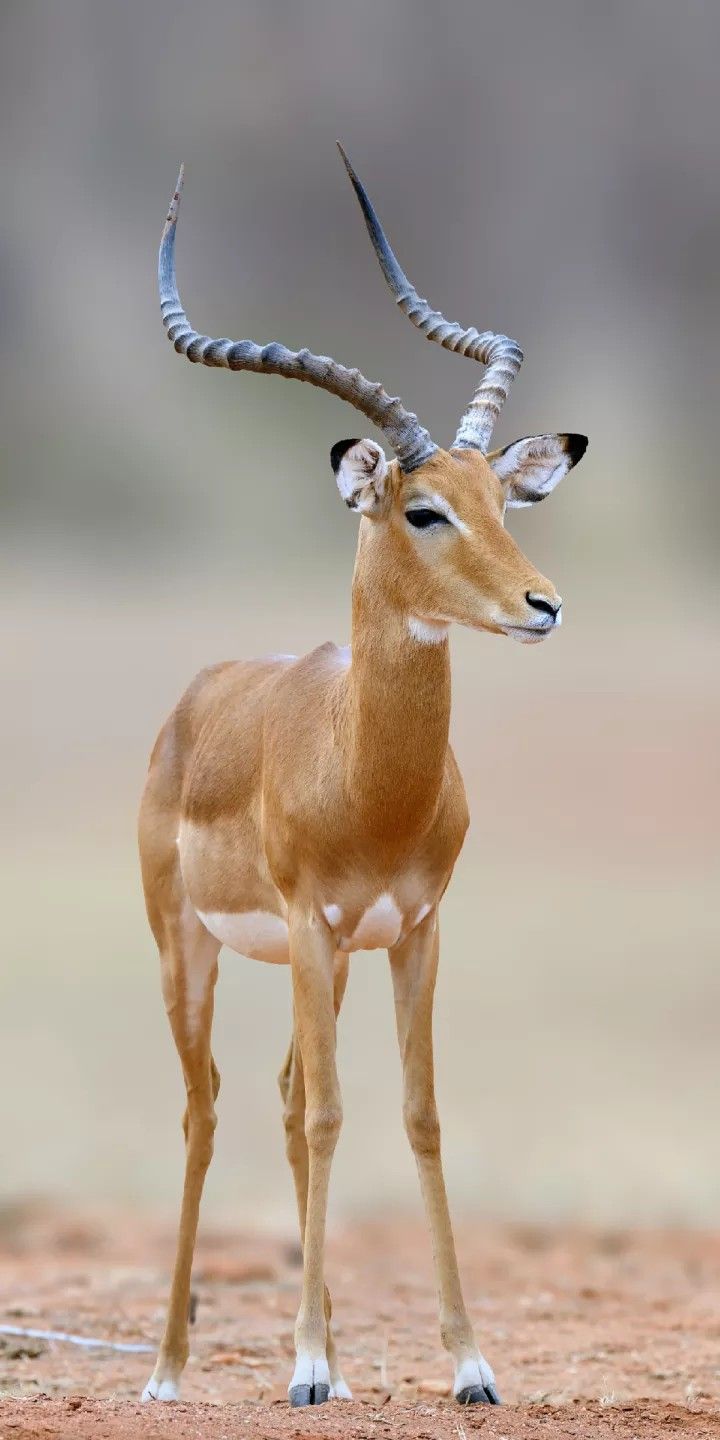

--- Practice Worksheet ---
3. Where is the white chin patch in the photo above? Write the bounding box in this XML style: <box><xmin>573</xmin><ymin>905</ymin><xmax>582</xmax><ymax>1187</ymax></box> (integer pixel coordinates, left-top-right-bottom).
<box><xmin>501</xmin><ymin>624</ymin><xmax>553</xmax><ymax>645</ymax></box>
<box><xmin>408</xmin><ymin>616</ymin><xmax>449</xmax><ymax>645</ymax></box>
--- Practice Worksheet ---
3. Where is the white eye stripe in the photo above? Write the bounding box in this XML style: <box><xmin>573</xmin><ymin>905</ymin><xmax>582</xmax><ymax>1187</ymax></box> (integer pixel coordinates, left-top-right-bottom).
<box><xmin>405</xmin><ymin>493</ymin><xmax>469</xmax><ymax>534</ymax></box>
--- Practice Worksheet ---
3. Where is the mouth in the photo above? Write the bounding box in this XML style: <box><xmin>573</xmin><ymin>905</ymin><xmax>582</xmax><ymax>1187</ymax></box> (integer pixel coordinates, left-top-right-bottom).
<box><xmin>500</xmin><ymin>616</ymin><xmax>561</xmax><ymax>644</ymax></box>
<box><xmin>411</xmin><ymin>611</ymin><xmax>562</xmax><ymax>643</ymax></box>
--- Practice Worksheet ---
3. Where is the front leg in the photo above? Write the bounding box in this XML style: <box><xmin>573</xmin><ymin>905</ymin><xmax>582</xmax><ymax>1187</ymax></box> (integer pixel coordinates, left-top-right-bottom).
<box><xmin>390</xmin><ymin>910</ymin><xmax>501</xmax><ymax>1406</ymax></box>
<box><xmin>287</xmin><ymin>909</ymin><xmax>342</xmax><ymax>1407</ymax></box>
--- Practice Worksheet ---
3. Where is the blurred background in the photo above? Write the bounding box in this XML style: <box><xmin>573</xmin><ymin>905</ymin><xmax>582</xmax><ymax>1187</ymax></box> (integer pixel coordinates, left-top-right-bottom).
<box><xmin>1</xmin><ymin>0</ymin><xmax>718</xmax><ymax>1231</ymax></box>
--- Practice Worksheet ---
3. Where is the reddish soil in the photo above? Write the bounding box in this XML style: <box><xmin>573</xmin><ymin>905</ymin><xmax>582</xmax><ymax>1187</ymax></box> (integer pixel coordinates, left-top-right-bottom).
<box><xmin>1</xmin><ymin>1206</ymin><xmax>719</xmax><ymax>1438</ymax></box>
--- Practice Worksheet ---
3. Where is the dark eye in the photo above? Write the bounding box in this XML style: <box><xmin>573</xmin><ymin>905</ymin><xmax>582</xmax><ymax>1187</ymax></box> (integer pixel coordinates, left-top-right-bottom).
<box><xmin>405</xmin><ymin>507</ymin><xmax>450</xmax><ymax>529</ymax></box>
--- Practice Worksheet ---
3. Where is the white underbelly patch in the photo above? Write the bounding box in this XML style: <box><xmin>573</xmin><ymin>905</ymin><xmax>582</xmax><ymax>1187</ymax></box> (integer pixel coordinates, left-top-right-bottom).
<box><xmin>336</xmin><ymin>893</ymin><xmax>403</xmax><ymax>953</ymax></box>
<box><xmin>196</xmin><ymin>909</ymin><xmax>290</xmax><ymax>965</ymax></box>
<box><xmin>197</xmin><ymin>893</ymin><xmax>427</xmax><ymax>964</ymax></box>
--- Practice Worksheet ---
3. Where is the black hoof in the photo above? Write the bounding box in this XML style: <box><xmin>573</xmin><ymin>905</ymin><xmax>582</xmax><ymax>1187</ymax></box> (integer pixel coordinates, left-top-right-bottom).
<box><xmin>289</xmin><ymin>1385</ymin><xmax>313</xmax><ymax>1407</ymax></box>
<box><xmin>456</xmin><ymin>1383</ymin><xmax>502</xmax><ymax>1405</ymax></box>
<box><xmin>289</xmin><ymin>1382</ymin><xmax>331</xmax><ymax>1407</ymax></box>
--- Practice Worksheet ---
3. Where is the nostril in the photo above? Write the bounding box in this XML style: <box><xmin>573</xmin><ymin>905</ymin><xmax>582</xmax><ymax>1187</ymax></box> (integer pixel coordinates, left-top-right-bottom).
<box><xmin>526</xmin><ymin>590</ymin><xmax>559</xmax><ymax>617</ymax></box>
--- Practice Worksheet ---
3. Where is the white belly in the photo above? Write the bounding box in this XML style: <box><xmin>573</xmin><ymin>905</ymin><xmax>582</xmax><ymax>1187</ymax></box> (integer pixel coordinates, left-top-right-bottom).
<box><xmin>196</xmin><ymin>892</ymin><xmax>431</xmax><ymax>963</ymax></box>
<box><xmin>196</xmin><ymin>909</ymin><xmax>290</xmax><ymax>964</ymax></box>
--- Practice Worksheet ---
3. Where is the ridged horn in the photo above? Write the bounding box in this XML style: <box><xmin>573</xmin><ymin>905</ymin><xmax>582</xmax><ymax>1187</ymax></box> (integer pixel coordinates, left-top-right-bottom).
<box><xmin>337</xmin><ymin>144</ymin><xmax>523</xmax><ymax>453</ymax></box>
<box><xmin>158</xmin><ymin>166</ymin><xmax>437</xmax><ymax>474</ymax></box>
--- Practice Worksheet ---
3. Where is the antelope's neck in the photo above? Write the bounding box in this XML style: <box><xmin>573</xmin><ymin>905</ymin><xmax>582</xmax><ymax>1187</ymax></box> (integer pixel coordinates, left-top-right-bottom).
<box><xmin>345</xmin><ymin>566</ymin><xmax>451</xmax><ymax>838</ymax></box>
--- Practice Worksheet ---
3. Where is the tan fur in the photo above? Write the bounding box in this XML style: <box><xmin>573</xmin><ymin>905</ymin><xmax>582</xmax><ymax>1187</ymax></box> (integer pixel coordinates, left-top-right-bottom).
<box><xmin>138</xmin><ymin>444</ymin><xmax>567</xmax><ymax>1404</ymax></box>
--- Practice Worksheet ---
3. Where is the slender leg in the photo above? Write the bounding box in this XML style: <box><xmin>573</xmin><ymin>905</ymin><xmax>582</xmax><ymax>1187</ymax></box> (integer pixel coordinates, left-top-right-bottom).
<box><xmin>286</xmin><ymin>914</ymin><xmax>342</xmax><ymax>1407</ymax></box>
<box><xmin>142</xmin><ymin>903</ymin><xmax>221</xmax><ymax>1402</ymax></box>
<box><xmin>278</xmin><ymin>955</ymin><xmax>351</xmax><ymax>1400</ymax></box>
<box><xmin>390</xmin><ymin>910</ymin><xmax>500</xmax><ymax>1406</ymax></box>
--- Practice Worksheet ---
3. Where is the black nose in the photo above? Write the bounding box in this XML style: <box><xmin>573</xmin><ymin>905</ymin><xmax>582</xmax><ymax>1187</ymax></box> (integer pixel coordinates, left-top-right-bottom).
<box><xmin>526</xmin><ymin>590</ymin><xmax>560</xmax><ymax>617</ymax></box>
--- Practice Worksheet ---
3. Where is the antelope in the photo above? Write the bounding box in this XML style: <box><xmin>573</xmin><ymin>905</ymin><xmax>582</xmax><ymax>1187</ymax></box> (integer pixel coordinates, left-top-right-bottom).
<box><xmin>139</xmin><ymin>145</ymin><xmax>587</xmax><ymax>1410</ymax></box>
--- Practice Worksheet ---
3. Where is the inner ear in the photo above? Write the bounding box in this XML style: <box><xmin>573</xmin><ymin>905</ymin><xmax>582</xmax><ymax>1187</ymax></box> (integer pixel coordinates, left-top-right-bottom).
<box><xmin>488</xmin><ymin>432</ymin><xmax>588</xmax><ymax>508</ymax></box>
<box><xmin>330</xmin><ymin>437</ymin><xmax>390</xmax><ymax>517</ymax></box>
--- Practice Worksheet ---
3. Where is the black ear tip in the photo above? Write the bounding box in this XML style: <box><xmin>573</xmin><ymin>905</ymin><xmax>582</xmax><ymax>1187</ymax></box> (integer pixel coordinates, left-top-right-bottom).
<box><xmin>330</xmin><ymin>438</ymin><xmax>361</xmax><ymax>474</ymax></box>
<box><xmin>565</xmin><ymin>433</ymin><xmax>589</xmax><ymax>465</ymax></box>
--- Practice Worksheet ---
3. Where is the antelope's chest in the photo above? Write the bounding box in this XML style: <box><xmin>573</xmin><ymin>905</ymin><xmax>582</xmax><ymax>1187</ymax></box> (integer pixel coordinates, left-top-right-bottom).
<box><xmin>181</xmin><ymin>816</ymin><xmax>441</xmax><ymax>961</ymax></box>
<box><xmin>319</xmin><ymin>873</ymin><xmax>435</xmax><ymax>954</ymax></box>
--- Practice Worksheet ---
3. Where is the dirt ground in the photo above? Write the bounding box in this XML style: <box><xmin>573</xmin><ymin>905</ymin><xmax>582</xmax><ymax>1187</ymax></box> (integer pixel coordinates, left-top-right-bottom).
<box><xmin>1</xmin><ymin>1206</ymin><xmax>719</xmax><ymax>1439</ymax></box>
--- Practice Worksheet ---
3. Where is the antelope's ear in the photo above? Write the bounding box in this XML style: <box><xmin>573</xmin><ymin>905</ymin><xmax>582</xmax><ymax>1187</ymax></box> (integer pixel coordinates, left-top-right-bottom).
<box><xmin>331</xmin><ymin>438</ymin><xmax>390</xmax><ymax>517</ymax></box>
<box><xmin>488</xmin><ymin>433</ymin><xmax>588</xmax><ymax>508</ymax></box>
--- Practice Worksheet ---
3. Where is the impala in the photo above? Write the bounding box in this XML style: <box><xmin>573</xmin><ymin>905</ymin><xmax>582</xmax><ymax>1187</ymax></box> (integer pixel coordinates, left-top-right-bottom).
<box><xmin>139</xmin><ymin>146</ymin><xmax>587</xmax><ymax>1409</ymax></box>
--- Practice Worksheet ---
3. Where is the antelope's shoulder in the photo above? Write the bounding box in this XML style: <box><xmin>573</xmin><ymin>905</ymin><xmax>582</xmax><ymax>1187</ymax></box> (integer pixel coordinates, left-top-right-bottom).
<box><xmin>178</xmin><ymin>654</ymin><xmax>303</xmax><ymax>820</ymax></box>
<box><xmin>263</xmin><ymin>641</ymin><xmax>351</xmax><ymax>758</ymax></box>
<box><xmin>265</xmin><ymin>641</ymin><xmax>350</xmax><ymax>709</ymax></box>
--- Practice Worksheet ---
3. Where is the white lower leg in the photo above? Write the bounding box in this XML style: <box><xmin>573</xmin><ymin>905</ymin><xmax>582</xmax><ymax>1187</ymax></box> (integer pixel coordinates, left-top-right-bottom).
<box><xmin>453</xmin><ymin>1352</ymin><xmax>496</xmax><ymax>1398</ymax></box>
<box><xmin>142</xmin><ymin>1370</ymin><xmax>181</xmax><ymax>1403</ymax></box>
<box><xmin>290</xmin><ymin>1350</ymin><xmax>330</xmax><ymax>1388</ymax></box>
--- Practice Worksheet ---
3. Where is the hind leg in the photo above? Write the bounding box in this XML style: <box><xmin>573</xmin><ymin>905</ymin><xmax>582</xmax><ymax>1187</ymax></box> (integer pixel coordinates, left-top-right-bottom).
<box><xmin>279</xmin><ymin>953</ymin><xmax>351</xmax><ymax>1402</ymax></box>
<box><xmin>142</xmin><ymin>899</ymin><xmax>221</xmax><ymax>1401</ymax></box>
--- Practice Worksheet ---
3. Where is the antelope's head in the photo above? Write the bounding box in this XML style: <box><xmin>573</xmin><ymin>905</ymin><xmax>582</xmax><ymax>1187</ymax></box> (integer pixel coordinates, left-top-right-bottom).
<box><xmin>159</xmin><ymin>148</ymin><xmax>587</xmax><ymax>644</ymax></box>
<box><xmin>332</xmin><ymin>436</ymin><xmax>586</xmax><ymax>645</ymax></box>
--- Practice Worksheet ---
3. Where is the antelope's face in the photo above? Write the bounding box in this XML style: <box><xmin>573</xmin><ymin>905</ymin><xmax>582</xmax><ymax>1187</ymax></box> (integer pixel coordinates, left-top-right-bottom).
<box><xmin>332</xmin><ymin>434</ymin><xmax>587</xmax><ymax>644</ymax></box>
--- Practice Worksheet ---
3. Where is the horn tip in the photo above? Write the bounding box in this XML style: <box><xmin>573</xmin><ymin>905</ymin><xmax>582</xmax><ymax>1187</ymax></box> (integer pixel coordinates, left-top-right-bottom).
<box><xmin>336</xmin><ymin>141</ymin><xmax>357</xmax><ymax>182</ymax></box>
<box><xmin>163</xmin><ymin>164</ymin><xmax>185</xmax><ymax>238</ymax></box>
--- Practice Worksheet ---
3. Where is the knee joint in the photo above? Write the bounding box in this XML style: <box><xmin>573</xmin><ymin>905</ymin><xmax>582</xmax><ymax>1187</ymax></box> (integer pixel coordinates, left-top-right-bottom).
<box><xmin>183</xmin><ymin>1102</ymin><xmax>217</xmax><ymax>1168</ymax></box>
<box><xmin>305</xmin><ymin>1103</ymin><xmax>342</xmax><ymax>1154</ymax></box>
<box><xmin>403</xmin><ymin>1099</ymin><xmax>440</xmax><ymax>1157</ymax></box>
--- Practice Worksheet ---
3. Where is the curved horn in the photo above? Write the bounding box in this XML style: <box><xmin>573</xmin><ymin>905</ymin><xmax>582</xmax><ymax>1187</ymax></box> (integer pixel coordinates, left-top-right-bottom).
<box><xmin>158</xmin><ymin>167</ymin><xmax>437</xmax><ymax>474</ymax></box>
<box><xmin>337</xmin><ymin>144</ymin><xmax>523</xmax><ymax>454</ymax></box>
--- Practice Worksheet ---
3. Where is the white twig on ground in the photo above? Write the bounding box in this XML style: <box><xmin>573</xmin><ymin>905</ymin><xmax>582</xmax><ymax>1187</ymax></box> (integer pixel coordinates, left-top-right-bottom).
<box><xmin>379</xmin><ymin>1330</ymin><xmax>389</xmax><ymax>1390</ymax></box>
<box><xmin>0</xmin><ymin>1323</ymin><xmax>153</xmax><ymax>1354</ymax></box>
<box><xmin>599</xmin><ymin>1376</ymin><xmax>616</xmax><ymax>1406</ymax></box>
